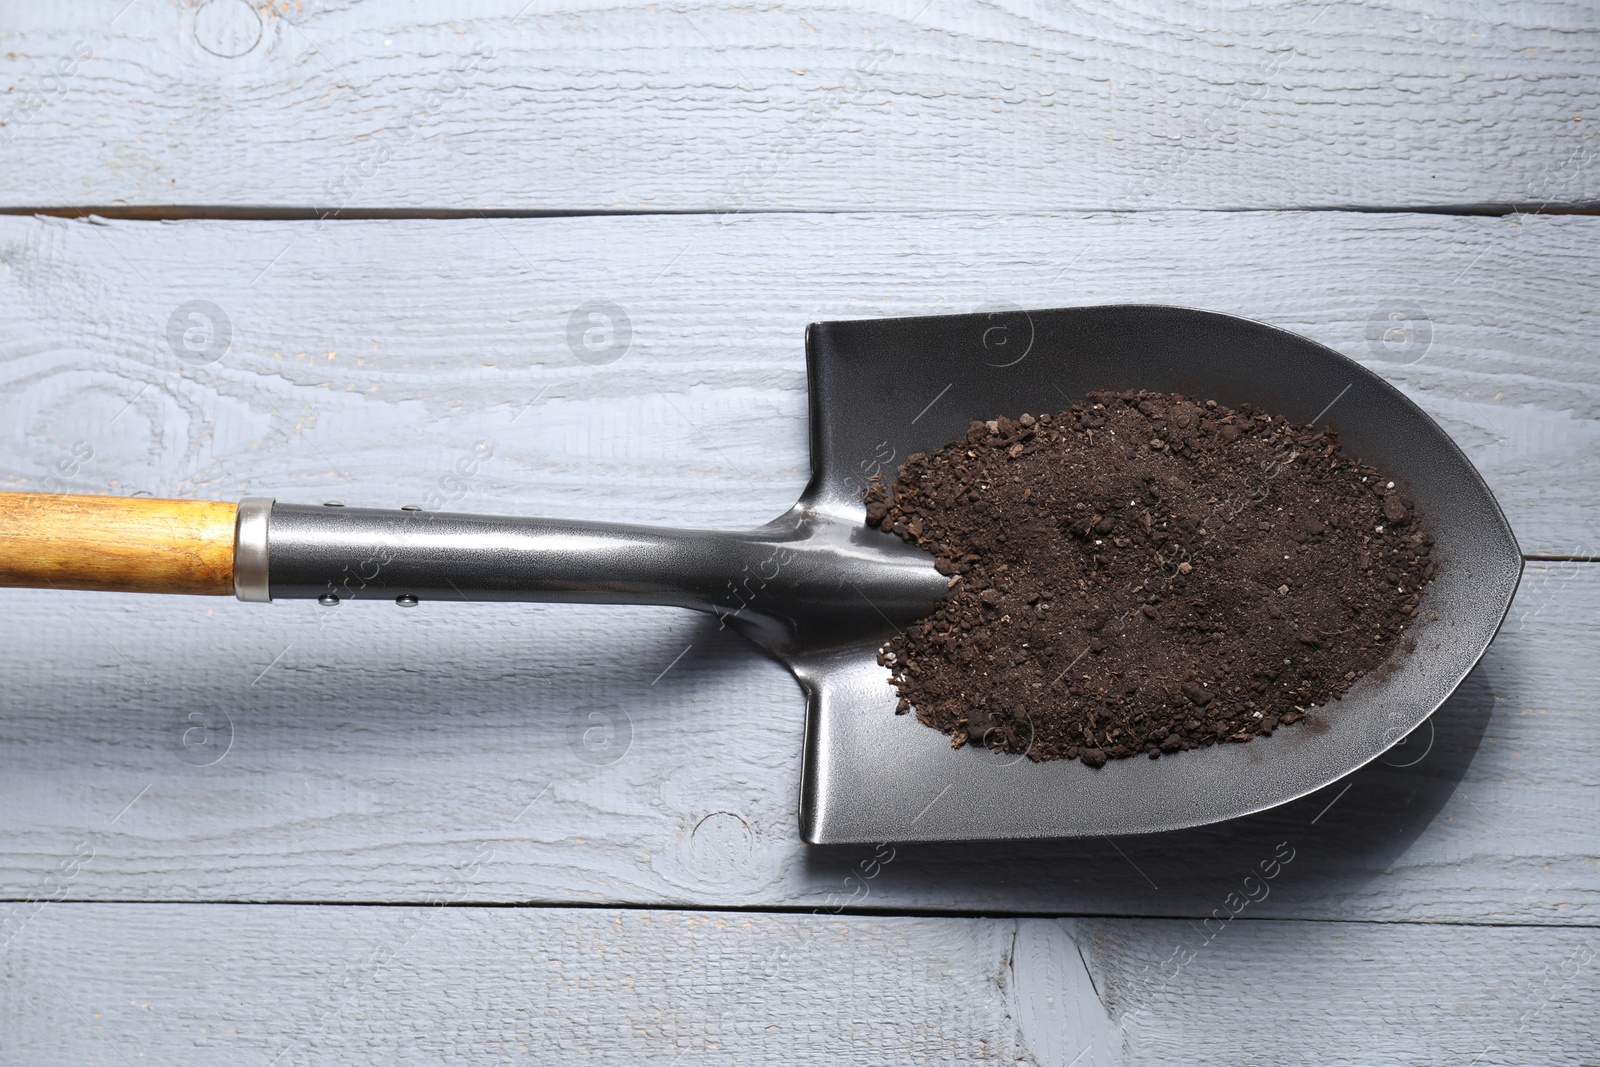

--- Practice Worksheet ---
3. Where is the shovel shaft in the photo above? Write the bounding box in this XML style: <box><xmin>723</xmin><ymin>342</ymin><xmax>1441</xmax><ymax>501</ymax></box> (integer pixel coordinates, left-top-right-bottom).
<box><xmin>0</xmin><ymin>492</ymin><xmax>238</xmax><ymax>595</ymax></box>
<box><xmin>0</xmin><ymin>492</ymin><xmax>946</xmax><ymax>655</ymax></box>
<box><xmin>259</xmin><ymin>501</ymin><xmax>945</xmax><ymax>654</ymax></box>
<box><xmin>265</xmin><ymin>502</ymin><xmax>767</xmax><ymax>611</ymax></box>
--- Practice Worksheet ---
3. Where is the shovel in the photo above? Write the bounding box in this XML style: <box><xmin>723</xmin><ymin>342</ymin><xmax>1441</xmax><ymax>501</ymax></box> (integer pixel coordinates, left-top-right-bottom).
<box><xmin>0</xmin><ymin>306</ymin><xmax>1521</xmax><ymax>844</ymax></box>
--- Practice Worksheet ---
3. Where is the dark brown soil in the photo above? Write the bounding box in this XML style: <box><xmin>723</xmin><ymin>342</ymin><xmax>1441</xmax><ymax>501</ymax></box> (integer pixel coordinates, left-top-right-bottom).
<box><xmin>863</xmin><ymin>390</ymin><xmax>1435</xmax><ymax>766</ymax></box>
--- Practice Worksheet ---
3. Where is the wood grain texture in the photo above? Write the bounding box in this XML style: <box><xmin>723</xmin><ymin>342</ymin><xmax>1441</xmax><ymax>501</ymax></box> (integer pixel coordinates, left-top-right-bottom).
<box><xmin>1068</xmin><ymin>916</ymin><xmax>1600</xmax><ymax>1065</ymax></box>
<box><xmin>0</xmin><ymin>212</ymin><xmax>1593</xmax><ymax>553</ymax></box>
<box><xmin>0</xmin><ymin>0</ymin><xmax>1595</xmax><ymax>212</ymax></box>
<box><xmin>4</xmin><ymin>904</ymin><xmax>1596</xmax><ymax>1065</ymax></box>
<box><xmin>0</xmin><ymin>211</ymin><xmax>1595</xmax><ymax>921</ymax></box>
<box><xmin>0</xmin><ymin>492</ymin><xmax>236</xmax><ymax>595</ymax></box>
<box><xmin>0</xmin><ymin>550</ymin><xmax>1590</xmax><ymax>921</ymax></box>
<box><xmin>4</xmin><ymin>7</ymin><xmax>1594</xmax><ymax>1056</ymax></box>
<box><xmin>3</xmin><ymin>904</ymin><xmax>1051</xmax><ymax>1066</ymax></box>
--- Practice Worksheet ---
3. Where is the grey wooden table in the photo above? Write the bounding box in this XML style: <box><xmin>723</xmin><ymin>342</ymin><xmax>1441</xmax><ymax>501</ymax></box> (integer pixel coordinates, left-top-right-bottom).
<box><xmin>2</xmin><ymin>2</ymin><xmax>1597</xmax><ymax>1063</ymax></box>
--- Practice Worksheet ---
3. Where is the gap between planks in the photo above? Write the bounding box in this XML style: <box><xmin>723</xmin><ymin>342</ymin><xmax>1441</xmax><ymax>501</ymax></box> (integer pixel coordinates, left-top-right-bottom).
<box><xmin>3</xmin><ymin>203</ymin><xmax>1600</xmax><ymax>222</ymax></box>
<box><xmin>9</xmin><ymin>897</ymin><xmax>1600</xmax><ymax>930</ymax></box>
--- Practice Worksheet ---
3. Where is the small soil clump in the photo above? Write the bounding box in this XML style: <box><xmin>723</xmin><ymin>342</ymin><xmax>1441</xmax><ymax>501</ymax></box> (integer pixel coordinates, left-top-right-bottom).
<box><xmin>864</xmin><ymin>390</ymin><xmax>1435</xmax><ymax>766</ymax></box>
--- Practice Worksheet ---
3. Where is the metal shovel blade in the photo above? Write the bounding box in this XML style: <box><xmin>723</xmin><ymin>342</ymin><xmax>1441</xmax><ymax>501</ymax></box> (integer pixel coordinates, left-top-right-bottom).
<box><xmin>793</xmin><ymin>305</ymin><xmax>1521</xmax><ymax>845</ymax></box>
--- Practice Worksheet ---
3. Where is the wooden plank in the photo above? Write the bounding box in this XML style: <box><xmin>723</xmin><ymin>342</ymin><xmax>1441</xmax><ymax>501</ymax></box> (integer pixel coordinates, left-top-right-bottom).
<box><xmin>3</xmin><ymin>904</ymin><xmax>1073</xmax><ymax>1066</ymax></box>
<box><xmin>1067</xmin><ymin>916</ymin><xmax>1600</xmax><ymax>1065</ymax></box>
<box><xmin>4</xmin><ymin>904</ymin><xmax>1596</xmax><ymax>1065</ymax></box>
<box><xmin>0</xmin><ymin>212</ymin><xmax>1592</xmax><ymax>549</ymax></box>
<box><xmin>0</xmin><ymin>212</ymin><xmax>1596</xmax><ymax>921</ymax></box>
<box><xmin>0</xmin><ymin>0</ymin><xmax>1595</xmax><ymax>211</ymax></box>
<box><xmin>1</xmin><ymin>561</ymin><xmax>1593</xmax><ymax>924</ymax></box>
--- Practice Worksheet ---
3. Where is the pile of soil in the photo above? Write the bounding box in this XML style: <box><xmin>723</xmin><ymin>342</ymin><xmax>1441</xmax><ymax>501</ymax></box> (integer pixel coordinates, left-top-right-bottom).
<box><xmin>863</xmin><ymin>390</ymin><xmax>1435</xmax><ymax>766</ymax></box>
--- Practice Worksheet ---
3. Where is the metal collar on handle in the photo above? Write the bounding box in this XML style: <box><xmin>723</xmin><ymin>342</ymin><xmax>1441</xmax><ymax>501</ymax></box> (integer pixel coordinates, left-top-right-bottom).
<box><xmin>234</xmin><ymin>497</ymin><xmax>274</xmax><ymax>602</ymax></box>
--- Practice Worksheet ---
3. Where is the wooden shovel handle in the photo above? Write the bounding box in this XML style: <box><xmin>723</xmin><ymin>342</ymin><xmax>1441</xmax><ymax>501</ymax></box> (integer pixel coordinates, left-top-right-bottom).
<box><xmin>0</xmin><ymin>493</ymin><xmax>238</xmax><ymax>595</ymax></box>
